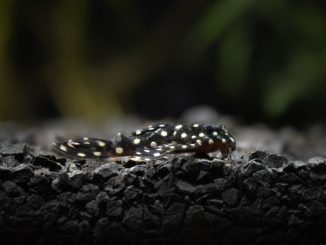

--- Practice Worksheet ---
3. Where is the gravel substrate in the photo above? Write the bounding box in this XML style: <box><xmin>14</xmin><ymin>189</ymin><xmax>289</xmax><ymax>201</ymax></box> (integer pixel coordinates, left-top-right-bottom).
<box><xmin>1</xmin><ymin>141</ymin><xmax>326</xmax><ymax>245</ymax></box>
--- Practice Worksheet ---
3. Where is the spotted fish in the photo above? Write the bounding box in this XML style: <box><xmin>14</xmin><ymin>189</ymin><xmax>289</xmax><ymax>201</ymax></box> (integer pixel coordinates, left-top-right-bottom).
<box><xmin>53</xmin><ymin>123</ymin><xmax>236</xmax><ymax>161</ymax></box>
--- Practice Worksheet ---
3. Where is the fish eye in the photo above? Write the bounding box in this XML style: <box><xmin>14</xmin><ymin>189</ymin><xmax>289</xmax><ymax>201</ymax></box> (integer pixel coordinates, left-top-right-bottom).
<box><xmin>202</xmin><ymin>124</ymin><xmax>214</xmax><ymax>133</ymax></box>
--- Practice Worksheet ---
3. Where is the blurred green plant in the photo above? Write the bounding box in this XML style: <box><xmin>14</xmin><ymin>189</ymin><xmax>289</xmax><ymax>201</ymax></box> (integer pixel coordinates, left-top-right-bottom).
<box><xmin>0</xmin><ymin>0</ymin><xmax>24</xmax><ymax>119</ymax></box>
<box><xmin>182</xmin><ymin>0</ymin><xmax>326</xmax><ymax>119</ymax></box>
<box><xmin>0</xmin><ymin>0</ymin><xmax>325</xmax><ymax>123</ymax></box>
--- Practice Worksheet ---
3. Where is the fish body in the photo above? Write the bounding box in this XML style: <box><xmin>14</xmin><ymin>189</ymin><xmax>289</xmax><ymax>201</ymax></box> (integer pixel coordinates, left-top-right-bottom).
<box><xmin>53</xmin><ymin>123</ymin><xmax>236</xmax><ymax>160</ymax></box>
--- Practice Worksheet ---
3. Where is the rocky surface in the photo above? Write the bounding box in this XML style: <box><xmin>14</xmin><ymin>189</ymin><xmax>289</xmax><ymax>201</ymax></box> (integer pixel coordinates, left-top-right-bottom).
<box><xmin>1</xmin><ymin>118</ymin><xmax>326</xmax><ymax>245</ymax></box>
<box><xmin>1</xmin><ymin>142</ymin><xmax>326</xmax><ymax>245</ymax></box>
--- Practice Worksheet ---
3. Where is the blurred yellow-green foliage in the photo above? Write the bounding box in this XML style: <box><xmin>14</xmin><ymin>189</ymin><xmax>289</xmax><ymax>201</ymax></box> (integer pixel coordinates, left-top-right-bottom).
<box><xmin>0</xmin><ymin>0</ymin><xmax>326</xmax><ymax>125</ymax></box>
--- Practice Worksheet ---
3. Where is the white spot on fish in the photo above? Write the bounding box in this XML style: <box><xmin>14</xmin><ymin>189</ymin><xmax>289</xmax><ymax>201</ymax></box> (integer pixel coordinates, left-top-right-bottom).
<box><xmin>150</xmin><ymin>141</ymin><xmax>157</xmax><ymax>148</ymax></box>
<box><xmin>222</xmin><ymin>138</ymin><xmax>226</xmax><ymax>144</ymax></box>
<box><xmin>93</xmin><ymin>151</ymin><xmax>102</xmax><ymax>157</ymax></box>
<box><xmin>199</xmin><ymin>132</ymin><xmax>205</xmax><ymax>137</ymax></box>
<box><xmin>133</xmin><ymin>138</ymin><xmax>141</xmax><ymax>144</ymax></box>
<box><xmin>77</xmin><ymin>152</ymin><xmax>86</xmax><ymax>157</ymax></box>
<box><xmin>175</xmin><ymin>124</ymin><xmax>182</xmax><ymax>130</ymax></box>
<box><xmin>208</xmin><ymin>139</ymin><xmax>214</xmax><ymax>144</ymax></box>
<box><xmin>96</xmin><ymin>140</ymin><xmax>106</xmax><ymax>147</ymax></box>
<box><xmin>181</xmin><ymin>132</ymin><xmax>187</xmax><ymax>138</ymax></box>
<box><xmin>59</xmin><ymin>145</ymin><xmax>67</xmax><ymax>152</ymax></box>
<box><xmin>161</xmin><ymin>131</ymin><xmax>168</xmax><ymax>137</ymax></box>
<box><xmin>115</xmin><ymin>147</ymin><xmax>124</xmax><ymax>154</ymax></box>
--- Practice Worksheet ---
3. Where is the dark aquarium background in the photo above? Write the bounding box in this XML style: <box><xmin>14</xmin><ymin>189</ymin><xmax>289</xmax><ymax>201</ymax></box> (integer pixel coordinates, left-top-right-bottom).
<box><xmin>2</xmin><ymin>2</ymin><xmax>326</xmax><ymax>245</ymax></box>
<box><xmin>0</xmin><ymin>0</ymin><xmax>326</xmax><ymax>127</ymax></box>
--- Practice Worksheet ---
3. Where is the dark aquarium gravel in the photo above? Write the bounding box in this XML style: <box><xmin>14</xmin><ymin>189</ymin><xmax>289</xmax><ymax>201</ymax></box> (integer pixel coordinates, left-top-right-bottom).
<box><xmin>1</xmin><ymin>120</ymin><xmax>326</xmax><ymax>245</ymax></box>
